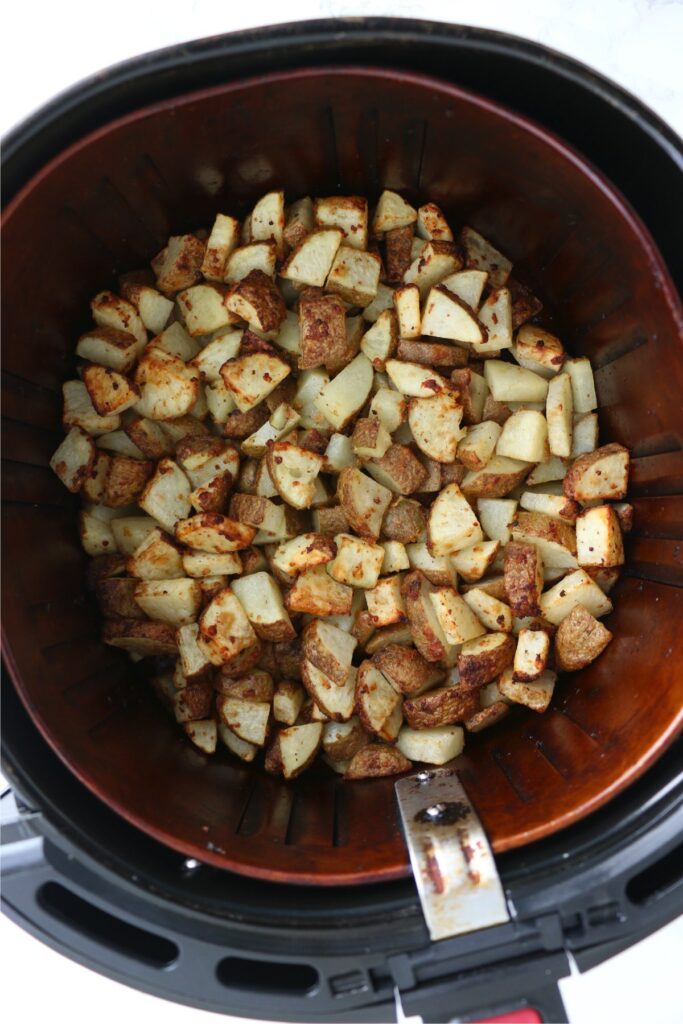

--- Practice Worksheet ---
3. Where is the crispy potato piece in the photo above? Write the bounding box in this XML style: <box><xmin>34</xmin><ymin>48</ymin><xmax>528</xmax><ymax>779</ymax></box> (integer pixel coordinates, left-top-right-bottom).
<box><xmin>134</xmin><ymin>578</ymin><xmax>202</xmax><ymax>626</ymax></box>
<box><xmin>133</xmin><ymin>348</ymin><xmax>200</xmax><ymax>421</ymax></box>
<box><xmin>496</xmin><ymin>409</ymin><xmax>548</xmax><ymax>463</ymax></box>
<box><xmin>402</xmin><ymin>570</ymin><xmax>453</xmax><ymax>662</ymax></box>
<box><xmin>315</xmin><ymin>195</ymin><xmax>368</xmax><ymax>250</ymax></box>
<box><xmin>406</xmin><ymin>543</ymin><xmax>456</xmax><ymax>587</ymax></box>
<box><xmin>103</xmin><ymin>456</ymin><xmax>154</xmax><ymax>508</ymax></box>
<box><xmin>513</xmin><ymin>325</ymin><xmax>565</xmax><ymax>378</ymax></box>
<box><xmin>461</xmin><ymin>455</ymin><xmax>529</xmax><ymax>498</ymax></box>
<box><xmin>498</xmin><ymin>666</ymin><xmax>556</xmax><ymax>713</ymax></box>
<box><xmin>372</xmin><ymin>644</ymin><xmax>443</xmax><ymax>696</ymax></box>
<box><xmin>231</xmin><ymin>571</ymin><xmax>296</xmax><ymax>642</ymax></box>
<box><xmin>403</xmin><ymin>686</ymin><xmax>479</xmax><ymax>729</ymax></box>
<box><xmin>457</xmin><ymin>633</ymin><xmax>515</xmax><ymax>689</ymax></box>
<box><xmin>215</xmin><ymin>641</ymin><xmax>263</xmax><ymax>681</ymax></box>
<box><xmin>462</xmin><ymin>588</ymin><xmax>512</xmax><ymax>632</ymax></box>
<box><xmin>404</xmin><ymin>241</ymin><xmax>463</xmax><ymax>298</ymax></box>
<box><xmin>326</xmin><ymin>245</ymin><xmax>381</xmax><ymax>307</ymax></box>
<box><xmin>224</xmin><ymin>241</ymin><xmax>277</xmax><ymax>283</ymax></box>
<box><xmin>428</xmin><ymin>483</ymin><xmax>483</xmax><ymax>556</ymax></box>
<box><xmin>476</xmin><ymin>498</ymin><xmax>519</xmax><ymax>544</ymax></box>
<box><xmin>450</xmin><ymin>368</ymin><xmax>489</xmax><ymax>425</ymax></box>
<box><xmin>103</xmin><ymin>617</ymin><xmax>178</xmax><ymax>656</ymax></box>
<box><xmin>381</xmin><ymin>541</ymin><xmax>410</xmax><ymax>574</ymax></box>
<box><xmin>397</xmin><ymin>339</ymin><xmax>468</xmax><ymax>370</ymax></box>
<box><xmin>85</xmin><ymin>553</ymin><xmax>128</xmax><ymax>589</ymax></box>
<box><xmin>183</xmin><ymin>719</ymin><xmax>217</xmax><ymax>754</ymax></box>
<box><xmin>385</xmin><ymin>225</ymin><xmax>415</xmax><ymax>284</ymax></box>
<box><xmin>109</xmin><ymin>515</ymin><xmax>156</xmax><ymax>555</ymax></box>
<box><xmin>373</xmin><ymin>190</ymin><xmax>417</xmax><ymax>233</ymax></box>
<box><xmin>49</xmin><ymin>427</ymin><xmax>96</xmax><ymax>493</ymax></box>
<box><xmin>152</xmin><ymin>234</ymin><xmax>205</xmax><ymax>293</ymax></box>
<box><xmin>513</xmin><ymin>628</ymin><xmax>550</xmax><ymax>681</ymax></box>
<box><xmin>382</xmin><ymin>498</ymin><xmax>426</xmax><ymax>544</ymax></box>
<box><xmin>355</xmin><ymin>661</ymin><xmax>403</xmax><ymax>741</ymax></box>
<box><xmin>460</xmin><ymin>226</ymin><xmax>512</xmax><ymax>289</ymax></box>
<box><xmin>511</xmin><ymin>510</ymin><xmax>578</xmax><ymax>569</ymax></box>
<box><xmin>302</xmin><ymin>619</ymin><xmax>357</xmax><ymax>684</ymax></box>
<box><xmin>218</xmin><ymin>722</ymin><xmax>259</xmax><ymax>762</ymax></box>
<box><xmin>266</xmin><ymin>723</ymin><xmax>324</xmax><ymax>779</ymax></box>
<box><xmin>314</xmin><ymin>353</ymin><xmax>374</xmax><ymax>430</ymax></box>
<box><xmin>286</xmin><ymin>565</ymin><xmax>353</xmax><ymax>617</ymax></box>
<box><xmin>273</xmin><ymin>680</ymin><xmax>306</xmax><ymax>726</ymax></box>
<box><xmin>504</xmin><ymin>541</ymin><xmax>543</xmax><ymax>616</ymax></box>
<box><xmin>360</xmin><ymin>310</ymin><xmax>398</xmax><ymax>371</ymax></box>
<box><xmin>364</xmin><ymin>622</ymin><xmax>412</xmax><ymax>654</ymax></box>
<box><xmin>563</xmin><ymin>443</ymin><xmax>629</xmax><ymax>502</ymax></box>
<box><xmin>554</xmin><ymin>604</ymin><xmax>613</xmax><ymax>671</ymax></box>
<box><xmin>539</xmin><ymin>568</ymin><xmax>613</xmax><ymax>625</ymax></box>
<box><xmin>62</xmin><ymin>380</ymin><xmax>121</xmax><ymax>436</ymax></box>
<box><xmin>385</xmin><ymin>359</ymin><xmax>449</xmax><ymax>398</ymax></box>
<box><xmin>297</xmin><ymin>288</ymin><xmax>347</xmax><ymax>370</ymax></box>
<box><xmin>451</xmin><ymin>539</ymin><xmax>500</xmax><ymax>582</ymax></box>
<box><xmin>464</xmin><ymin>702</ymin><xmax>511</xmax><ymax>732</ymax></box>
<box><xmin>429</xmin><ymin>588</ymin><xmax>486</xmax><ymax>645</ymax></box>
<box><xmin>323</xmin><ymin>717</ymin><xmax>369</xmax><ymax>762</ymax></box>
<box><xmin>200</xmin><ymin>213</ymin><xmax>240</xmax><ymax>280</ymax></box>
<box><xmin>82</xmin><ymin>365</ymin><xmax>139</xmax><ymax>417</ymax></box>
<box><xmin>177</xmin><ymin>622</ymin><xmax>212</xmax><ymax>680</ymax></box>
<box><xmin>128</xmin><ymin>527</ymin><xmax>184</xmax><ymax>580</ymax></box>
<box><xmin>96</xmin><ymin>578</ymin><xmax>146</xmax><ymax>620</ymax></box>
<box><xmin>249</xmin><ymin>190</ymin><xmax>286</xmax><ymax>254</ymax></box>
<box><xmin>457</xmin><ymin>421</ymin><xmax>502</xmax><ymax>471</ymax></box>
<box><xmin>351</xmin><ymin>417</ymin><xmax>392</xmax><ymax>460</ymax></box>
<box><xmin>266</xmin><ymin>441</ymin><xmax>323</xmax><ymax>509</ymax></box>
<box><xmin>198</xmin><ymin>587</ymin><xmax>257</xmax><ymax>665</ymax></box>
<box><xmin>281</xmin><ymin>228</ymin><xmax>343</xmax><ymax>287</ymax></box>
<box><xmin>409</xmin><ymin>389</ymin><xmax>464</xmax><ymax>464</ymax></box>
<box><xmin>220</xmin><ymin>351</ymin><xmax>291</xmax><ymax>413</ymax></box>
<box><xmin>91</xmin><ymin>289</ymin><xmax>147</xmax><ymax>348</ymax></box>
<box><xmin>365</xmin><ymin>575</ymin><xmax>407</xmax><ymax>628</ymax></box>
<box><xmin>417</xmin><ymin>203</ymin><xmax>453</xmax><ymax>242</ymax></box>
<box><xmin>337</xmin><ymin>467</ymin><xmax>393</xmax><ymax>540</ymax></box>
<box><xmin>345</xmin><ymin>744</ymin><xmax>411</xmax><ymax>779</ymax></box>
<box><xmin>475</xmin><ymin>288</ymin><xmax>513</xmax><ymax>353</ymax></box>
<box><xmin>519</xmin><ymin>491</ymin><xmax>580</xmax><ymax>523</ymax></box>
<box><xmin>422</xmin><ymin>285</ymin><xmax>485</xmax><ymax>344</ymax></box>
<box><xmin>366</xmin><ymin>444</ymin><xmax>428</xmax><ymax>495</ymax></box>
<box><xmin>271</xmin><ymin>533</ymin><xmax>337</xmax><ymax>577</ymax></box>
<box><xmin>397</xmin><ymin>724</ymin><xmax>464</xmax><ymax>764</ymax></box>
<box><xmin>564</xmin><ymin>357</ymin><xmax>597</xmax><ymax>414</ymax></box>
<box><xmin>576</xmin><ymin>505</ymin><xmax>624</xmax><ymax>568</ymax></box>
<box><xmin>301</xmin><ymin>660</ymin><xmax>357</xmax><ymax>721</ymax></box>
<box><xmin>328</xmin><ymin>533</ymin><xmax>385</xmax><ymax>589</ymax></box>
<box><xmin>393</xmin><ymin>284</ymin><xmax>421</xmax><ymax>338</ymax></box>
<box><xmin>218</xmin><ymin>695</ymin><xmax>270</xmax><ymax>746</ymax></box>
<box><xmin>76</xmin><ymin>325</ymin><xmax>140</xmax><ymax>374</ymax></box>
<box><xmin>176</xmin><ymin>512</ymin><xmax>256</xmax><ymax>553</ymax></box>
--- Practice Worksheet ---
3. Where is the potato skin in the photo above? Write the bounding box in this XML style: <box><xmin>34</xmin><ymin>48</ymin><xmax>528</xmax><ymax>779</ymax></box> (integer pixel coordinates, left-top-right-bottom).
<box><xmin>554</xmin><ymin>604</ymin><xmax>612</xmax><ymax>671</ymax></box>
<box><xmin>298</xmin><ymin>288</ymin><xmax>348</xmax><ymax>369</ymax></box>
<box><xmin>372</xmin><ymin>643</ymin><xmax>443</xmax><ymax>695</ymax></box>
<box><xmin>403</xmin><ymin>686</ymin><xmax>479</xmax><ymax>729</ymax></box>
<box><xmin>563</xmin><ymin>443</ymin><xmax>629</xmax><ymax>501</ymax></box>
<box><xmin>371</xmin><ymin>444</ymin><xmax>427</xmax><ymax>495</ymax></box>
<box><xmin>345</xmin><ymin>744</ymin><xmax>411</xmax><ymax>779</ymax></box>
<box><xmin>382</xmin><ymin>498</ymin><xmax>426</xmax><ymax>544</ymax></box>
<box><xmin>458</xmin><ymin>634</ymin><xmax>515</xmax><ymax>689</ymax></box>
<box><xmin>504</xmin><ymin>541</ymin><xmax>543</xmax><ymax>617</ymax></box>
<box><xmin>385</xmin><ymin>225</ymin><xmax>414</xmax><ymax>284</ymax></box>
<box><xmin>402</xmin><ymin>570</ymin><xmax>449</xmax><ymax>662</ymax></box>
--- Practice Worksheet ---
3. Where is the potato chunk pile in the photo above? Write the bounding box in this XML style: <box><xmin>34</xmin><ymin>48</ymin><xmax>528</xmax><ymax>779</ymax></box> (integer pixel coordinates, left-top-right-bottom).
<box><xmin>50</xmin><ymin>190</ymin><xmax>630</xmax><ymax>780</ymax></box>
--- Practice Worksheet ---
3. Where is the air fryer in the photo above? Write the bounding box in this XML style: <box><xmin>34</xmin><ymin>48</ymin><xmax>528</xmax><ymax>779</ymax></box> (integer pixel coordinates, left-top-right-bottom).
<box><xmin>2</xmin><ymin>19</ymin><xmax>682</xmax><ymax>1024</ymax></box>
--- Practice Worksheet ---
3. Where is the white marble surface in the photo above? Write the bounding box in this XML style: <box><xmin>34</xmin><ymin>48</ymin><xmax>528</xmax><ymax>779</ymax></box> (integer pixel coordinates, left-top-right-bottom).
<box><xmin>1</xmin><ymin>2</ymin><xmax>682</xmax><ymax>1023</ymax></box>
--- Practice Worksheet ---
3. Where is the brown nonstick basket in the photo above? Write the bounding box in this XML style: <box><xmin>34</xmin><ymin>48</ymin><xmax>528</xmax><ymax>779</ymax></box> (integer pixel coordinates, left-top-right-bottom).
<box><xmin>3</xmin><ymin>65</ymin><xmax>683</xmax><ymax>887</ymax></box>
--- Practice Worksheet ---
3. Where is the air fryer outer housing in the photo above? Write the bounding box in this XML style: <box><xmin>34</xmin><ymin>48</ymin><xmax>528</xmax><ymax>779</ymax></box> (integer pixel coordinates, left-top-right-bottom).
<box><xmin>2</xmin><ymin>19</ymin><xmax>682</xmax><ymax>1024</ymax></box>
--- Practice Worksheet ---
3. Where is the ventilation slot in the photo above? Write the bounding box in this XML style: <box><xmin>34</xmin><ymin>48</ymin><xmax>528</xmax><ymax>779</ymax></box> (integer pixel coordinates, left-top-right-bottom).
<box><xmin>216</xmin><ymin>956</ymin><xmax>319</xmax><ymax>995</ymax></box>
<box><xmin>626</xmin><ymin>843</ymin><xmax>683</xmax><ymax>905</ymax></box>
<box><xmin>38</xmin><ymin>882</ymin><xmax>178</xmax><ymax>967</ymax></box>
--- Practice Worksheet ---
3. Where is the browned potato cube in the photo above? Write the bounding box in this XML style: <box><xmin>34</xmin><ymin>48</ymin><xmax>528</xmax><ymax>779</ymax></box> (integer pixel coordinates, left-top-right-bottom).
<box><xmin>298</xmin><ymin>288</ymin><xmax>348</xmax><ymax>370</ymax></box>
<box><xmin>396</xmin><ymin>339</ymin><xmax>468</xmax><ymax>369</ymax></box>
<box><xmin>367</xmin><ymin>444</ymin><xmax>428</xmax><ymax>495</ymax></box>
<box><xmin>103</xmin><ymin>456</ymin><xmax>154</xmax><ymax>508</ymax></box>
<box><xmin>403</xmin><ymin>685</ymin><xmax>479</xmax><ymax>729</ymax></box>
<box><xmin>152</xmin><ymin>234</ymin><xmax>205</xmax><ymax>294</ymax></box>
<box><xmin>226</xmin><ymin>269</ymin><xmax>286</xmax><ymax>333</ymax></box>
<box><xmin>504</xmin><ymin>541</ymin><xmax>544</xmax><ymax>617</ymax></box>
<box><xmin>371</xmin><ymin>644</ymin><xmax>444</xmax><ymax>696</ymax></box>
<box><xmin>554</xmin><ymin>604</ymin><xmax>613</xmax><ymax>671</ymax></box>
<box><xmin>457</xmin><ymin>633</ymin><xmax>516</xmax><ymax>689</ymax></box>
<box><xmin>345</xmin><ymin>744</ymin><xmax>411</xmax><ymax>779</ymax></box>
<box><xmin>563</xmin><ymin>443</ymin><xmax>630</xmax><ymax>503</ymax></box>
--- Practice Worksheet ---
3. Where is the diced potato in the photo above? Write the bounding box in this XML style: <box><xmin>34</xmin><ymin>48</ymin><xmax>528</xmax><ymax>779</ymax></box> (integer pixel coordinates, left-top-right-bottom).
<box><xmin>198</xmin><ymin>587</ymin><xmax>257</xmax><ymax>665</ymax></box>
<box><xmin>465</xmin><ymin>702</ymin><xmax>511</xmax><ymax>732</ymax></box>
<box><xmin>385</xmin><ymin>225</ymin><xmax>415</xmax><ymax>285</ymax></box>
<box><xmin>96</xmin><ymin>430</ymin><xmax>145</xmax><ymax>460</ymax></box>
<box><xmin>315</xmin><ymin>195</ymin><xmax>368</xmax><ymax>250</ymax></box>
<box><xmin>450</xmin><ymin>368</ymin><xmax>490</xmax><ymax>425</ymax></box>
<box><xmin>183</xmin><ymin>719</ymin><xmax>217</xmax><ymax>754</ymax></box>
<box><xmin>152</xmin><ymin>235</ymin><xmax>205</xmax><ymax>293</ymax></box>
<box><xmin>128</xmin><ymin>527</ymin><xmax>184</xmax><ymax>579</ymax></box>
<box><xmin>476</xmin><ymin>288</ymin><xmax>513</xmax><ymax>353</ymax></box>
<box><xmin>451</xmin><ymin>539</ymin><xmax>500</xmax><ymax>582</ymax></box>
<box><xmin>302</xmin><ymin>619</ymin><xmax>357</xmax><ymax>684</ymax></box>
<box><xmin>383</xmin><ymin>497</ymin><xmax>426</xmax><ymax>544</ymax></box>
<box><xmin>457</xmin><ymin>421</ymin><xmax>501</xmax><ymax>471</ymax></box>
<box><xmin>519</xmin><ymin>491</ymin><xmax>580</xmax><ymax>523</ymax></box>
<box><xmin>571</xmin><ymin>412</ymin><xmax>599</xmax><ymax>457</ymax></box>
<box><xmin>563</xmin><ymin>443</ymin><xmax>629</xmax><ymax>502</ymax></box>
<box><xmin>218</xmin><ymin>695</ymin><xmax>270</xmax><ymax>746</ymax></box>
<box><xmin>271</xmin><ymin>309</ymin><xmax>300</xmax><ymax>356</ymax></box>
<box><xmin>102</xmin><ymin>456</ymin><xmax>153</xmax><ymax>508</ymax></box>
<box><xmin>360</xmin><ymin>310</ymin><xmax>398</xmax><ymax>371</ymax></box>
<box><xmin>314</xmin><ymin>353</ymin><xmax>373</xmax><ymax>430</ymax></box>
<box><xmin>504</xmin><ymin>540</ymin><xmax>543</xmax><ymax>617</ymax></box>
<box><xmin>79</xmin><ymin>507</ymin><xmax>119</xmax><ymax>556</ymax></box>
<box><xmin>396</xmin><ymin>338</ymin><xmax>468</xmax><ymax>370</ymax></box>
<box><xmin>460</xmin><ymin>226</ymin><xmax>512</xmax><ymax>288</ymax></box>
<box><xmin>497</xmin><ymin>410</ymin><xmax>548</xmax><ymax>463</ymax></box>
<box><xmin>220</xmin><ymin>351</ymin><xmax>290</xmax><ymax>413</ymax></box>
<box><xmin>103</xmin><ymin>618</ymin><xmax>178</xmax><ymax>657</ymax></box>
<box><xmin>498</xmin><ymin>666</ymin><xmax>556</xmax><ymax>712</ymax></box>
<box><xmin>463</xmin><ymin>588</ymin><xmax>512</xmax><ymax>632</ymax></box>
<box><xmin>176</xmin><ymin>512</ymin><xmax>256</xmax><ymax>553</ymax></box>
<box><xmin>284</xmin><ymin>197</ymin><xmax>314</xmax><ymax>250</ymax></box>
<box><xmin>576</xmin><ymin>505</ymin><xmax>624</xmax><ymax>568</ymax></box>
<box><xmin>409</xmin><ymin>389</ymin><xmax>465</xmax><ymax>463</ymax></box>
<box><xmin>457</xmin><ymin>632</ymin><xmax>515</xmax><ymax>689</ymax></box>
<box><xmin>107</xmin><ymin>516</ymin><xmax>154</xmax><ymax>556</ymax></box>
<box><xmin>62</xmin><ymin>380</ymin><xmax>121</xmax><ymax>436</ymax></box>
<box><xmin>393</xmin><ymin>284</ymin><xmax>422</xmax><ymax>338</ymax></box>
<box><xmin>564</xmin><ymin>357</ymin><xmax>597</xmax><ymax>414</ymax></box>
<box><xmin>513</xmin><ymin>325</ymin><xmax>565</xmax><ymax>378</ymax></box>
<box><xmin>351</xmin><ymin>417</ymin><xmax>392</xmax><ymax>460</ymax></box>
<box><xmin>326</xmin><ymin>245</ymin><xmax>381</xmax><ymax>306</ymax></box>
<box><xmin>200</xmin><ymin>213</ymin><xmax>240</xmax><ymax>281</ymax></box>
<box><xmin>404</xmin><ymin>241</ymin><xmax>462</xmax><ymax>298</ymax></box>
<box><xmin>134</xmin><ymin>578</ymin><xmax>202</xmax><ymax>626</ymax></box>
<box><xmin>484</xmin><ymin>360</ymin><xmax>549</xmax><ymax>403</ymax></box>
<box><xmin>323</xmin><ymin>717</ymin><xmax>369</xmax><ymax>762</ymax></box>
<box><xmin>264</xmin><ymin>441</ymin><xmax>323</xmax><ymax>509</ymax></box>
<box><xmin>191</xmin><ymin>328</ymin><xmax>242</xmax><ymax>382</ymax></box>
<box><xmin>429</xmin><ymin>588</ymin><xmax>486</xmax><ymax>645</ymax></box>
<box><xmin>382</xmin><ymin>541</ymin><xmax>410</xmax><ymax>574</ymax></box>
<box><xmin>81</xmin><ymin>365</ymin><xmax>140</xmax><ymax>417</ymax></box>
<box><xmin>50</xmin><ymin>427</ymin><xmax>96</xmax><ymax>493</ymax></box>
<box><xmin>365</xmin><ymin>575</ymin><xmax>406</xmax><ymax>627</ymax></box>
<box><xmin>477</xmin><ymin>498</ymin><xmax>518</xmax><ymax>543</ymax></box>
<box><xmin>137</xmin><ymin>458</ymin><xmax>191</xmax><ymax>532</ymax></box>
<box><xmin>92</xmin><ymin>290</ymin><xmax>147</xmax><ymax>347</ymax></box>
<box><xmin>226</xmin><ymin>270</ymin><xmax>286</xmax><ymax>333</ymax></box>
<box><xmin>385</xmin><ymin>360</ymin><xmax>448</xmax><ymax>399</ymax></box>
<box><xmin>271</xmin><ymin>533</ymin><xmax>337</xmax><ymax>577</ymax></box>
<box><xmin>539</xmin><ymin>568</ymin><xmax>613</xmax><ymax>625</ymax></box>
<box><xmin>373</xmin><ymin>190</ymin><xmax>417</xmax><ymax>233</ymax></box>
<box><xmin>301</xmin><ymin>661</ymin><xmax>356</xmax><ymax>721</ymax></box>
<box><xmin>428</xmin><ymin>483</ymin><xmax>483</xmax><ymax>556</ymax></box>
<box><xmin>526</xmin><ymin>456</ymin><xmax>568</xmax><ymax>487</ymax></box>
<box><xmin>273</xmin><ymin>680</ymin><xmax>306</xmax><ymax>726</ymax></box>
<box><xmin>461</xmin><ymin>455</ymin><xmax>529</xmax><ymax>498</ymax></box>
<box><xmin>554</xmin><ymin>604</ymin><xmax>613</xmax><ymax>671</ymax></box>
<box><xmin>177</xmin><ymin>622</ymin><xmax>212</xmax><ymax>680</ymax></box>
<box><xmin>417</xmin><ymin>203</ymin><xmax>453</xmax><ymax>242</ymax></box>
<box><xmin>286</xmin><ymin>565</ymin><xmax>353</xmax><ymax>617</ymax></box>
<box><xmin>345</xmin><ymin>744</ymin><xmax>411</xmax><ymax>778</ymax></box>
<box><xmin>337</xmin><ymin>467</ymin><xmax>393</xmax><ymax>540</ymax></box>
<box><xmin>355</xmin><ymin>661</ymin><xmax>403</xmax><ymax>741</ymax></box>
<box><xmin>281</xmin><ymin>228</ymin><xmax>343</xmax><ymax>287</ymax></box>
<box><xmin>513</xmin><ymin>628</ymin><xmax>550</xmax><ymax>681</ymax></box>
<box><xmin>133</xmin><ymin>348</ymin><xmax>200</xmax><ymax>420</ymax></box>
<box><xmin>231</xmin><ymin>571</ymin><xmax>295</xmax><ymax>642</ymax></box>
<box><xmin>224</xmin><ymin>241</ymin><xmax>277</xmax><ymax>283</ymax></box>
<box><xmin>421</xmin><ymin>285</ymin><xmax>486</xmax><ymax>344</ymax></box>
<box><xmin>297</xmin><ymin>288</ymin><xmax>347</xmax><ymax>370</ymax></box>
<box><xmin>218</xmin><ymin>722</ymin><xmax>258</xmax><ymax>762</ymax></box>
<box><xmin>546</xmin><ymin>372</ymin><xmax>573</xmax><ymax>457</ymax></box>
<box><xmin>328</xmin><ymin>533</ymin><xmax>385</xmax><ymax>589</ymax></box>
<box><xmin>267</xmin><ymin>722</ymin><xmax>324</xmax><ymax>779</ymax></box>
<box><xmin>406</xmin><ymin>543</ymin><xmax>456</xmax><ymax>587</ymax></box>
<box><xmin>76</xmin><ymin>326</ymin><xmax>139</xmax><ymax>373</ymax></box>
<box><xmin>366</xmin><ymin>444</ymin><xmax>428</xmax><ymax>495</ymax></box>
<box><xmin>397</xmin><ymin>725</ymin><xmax>464</xmax><ymax>764</ymax></box>
<box><xmin>248</xmin><ymin>190</ymin><xmax>285</xmax><ymax>254</ymax></box>
<box><xmin>177</xmin><ymin>283</ymin><xmax>233</xmax><ymax>336</ymax></box>
<box><xmin>402</xmin><ymin>570</ymin><xmax>453</xmax><ymax>662</ymax></box>
<box><xmin>511</xmin><ymin>510</ymin><xmax>578</xmax><ymax>569</ymax></box>
<box><xmin>362</xmin><ymin>283</ymin><xmax>396</xmax><ymax>323</ymax></box>
<box><xmin>440</xmin><ymin>269</ymin><xmax>488</xmax><ymax>309</ymax></box>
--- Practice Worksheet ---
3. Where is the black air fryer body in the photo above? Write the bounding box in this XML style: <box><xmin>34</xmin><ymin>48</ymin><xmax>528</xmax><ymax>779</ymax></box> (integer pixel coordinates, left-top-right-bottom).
<box><xmin>2</xmin><ymin>19</ymin><xmax>682</xmax><ymax>1024</ymax></box>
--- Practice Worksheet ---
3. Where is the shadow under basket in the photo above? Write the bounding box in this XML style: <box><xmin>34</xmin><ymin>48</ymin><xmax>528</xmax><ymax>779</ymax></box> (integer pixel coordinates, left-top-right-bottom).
<box><xmin>2</xmin><ymin>66</ymin><xmax>682</xmax><ymax>886</ymax></box>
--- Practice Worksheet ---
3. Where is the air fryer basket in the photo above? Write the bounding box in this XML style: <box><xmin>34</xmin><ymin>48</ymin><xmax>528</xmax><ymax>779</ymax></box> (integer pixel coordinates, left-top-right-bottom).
<box><xmin>3</xmin><ymin>56</ymin><xmax>683</xmax><ymax>888</ymax></box>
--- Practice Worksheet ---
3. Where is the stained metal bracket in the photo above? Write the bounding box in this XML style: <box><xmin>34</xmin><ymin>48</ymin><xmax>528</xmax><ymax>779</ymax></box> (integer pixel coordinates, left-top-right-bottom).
<box><xmin>395</xmin><ymin>768</ymin><xmax>510</xmax><ymax>942</ymax></box>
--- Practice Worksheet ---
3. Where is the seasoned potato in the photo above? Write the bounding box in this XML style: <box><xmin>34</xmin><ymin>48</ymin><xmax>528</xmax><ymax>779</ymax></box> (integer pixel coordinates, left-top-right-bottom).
<box><xmin>504</xmin><ymin>541</ymin><xmax>543</xmax><ymax>617</ymax></box>
<box><xmin>457</xmin><ymin>632</ymin><xmax>515</xmax><ymax>689</ymax></box>
<box><xmin>554</xmin><ymin>604</ymin><xmax>613</xmax><ymax>671</ymax></box>
<box><xmin>563</xmin><ymin>443</ymin><xmax>630</xmax><ymax>502</ymax></box>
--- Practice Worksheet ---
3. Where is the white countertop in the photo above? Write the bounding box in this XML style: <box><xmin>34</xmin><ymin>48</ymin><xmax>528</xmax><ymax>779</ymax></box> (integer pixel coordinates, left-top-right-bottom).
<box><xmin>1</xmin><ymin>2</ymin><xmax>681</xmax><ymax>1022</ymax></box>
